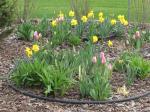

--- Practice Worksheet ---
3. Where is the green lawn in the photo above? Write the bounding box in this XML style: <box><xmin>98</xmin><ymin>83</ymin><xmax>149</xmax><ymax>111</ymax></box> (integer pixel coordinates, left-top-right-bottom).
<box><xmin>18</xmin><ymin>0</ymin><xmax>128</xmax><ymax>18</ymax></box>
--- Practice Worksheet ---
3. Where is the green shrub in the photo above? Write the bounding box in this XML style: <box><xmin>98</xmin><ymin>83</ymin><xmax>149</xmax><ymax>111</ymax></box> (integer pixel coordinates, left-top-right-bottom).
<box><xmin>0</xmin><ymin>0</ymin><xmax>16</xmax><ymax>27</ymax></box>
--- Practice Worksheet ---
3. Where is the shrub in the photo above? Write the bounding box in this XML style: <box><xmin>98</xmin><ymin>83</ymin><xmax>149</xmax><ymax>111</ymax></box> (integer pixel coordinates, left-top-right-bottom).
<box><xmin>0</xmin><ymin>0</ymin><xmax>16</xmax><ymax>27</ymax></box>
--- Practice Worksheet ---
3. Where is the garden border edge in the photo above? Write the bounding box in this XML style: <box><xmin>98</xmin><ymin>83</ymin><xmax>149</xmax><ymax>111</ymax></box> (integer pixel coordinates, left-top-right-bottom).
<box><xmin>7</xmin><ymin>79</ymin><xmax>150</xmax><ymax>105</ymax></box>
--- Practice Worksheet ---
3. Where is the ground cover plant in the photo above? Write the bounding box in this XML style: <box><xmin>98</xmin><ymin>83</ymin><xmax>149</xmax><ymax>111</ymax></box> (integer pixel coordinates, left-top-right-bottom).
<box><xmin>10</xmin><ymin>9</ymin><xmax>150</xmax><ymax>101</ymax></box>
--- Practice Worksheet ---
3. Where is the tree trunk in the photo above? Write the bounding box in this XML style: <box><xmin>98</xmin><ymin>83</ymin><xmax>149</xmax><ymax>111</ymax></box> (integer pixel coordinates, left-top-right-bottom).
<box><xmin>23</xmin><ymin>0</ymin><xmax>29</xmax><ymax>21</ymax></box>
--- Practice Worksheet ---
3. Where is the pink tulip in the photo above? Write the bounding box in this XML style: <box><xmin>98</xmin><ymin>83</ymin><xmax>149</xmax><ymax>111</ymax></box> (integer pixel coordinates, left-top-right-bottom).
<box><xmin>92</xmin><ymin>56</ymin><xmax>97</xmax><ymax>64</ymax></box>
<box><xmin>34</xmin><ymin>31</ymin><xmax>38</xmax><ymax>37</ymax></box>
<box><xmin>100</xmin><ymin>52</ymin><xmax>106</xmax><ymax>64</ymax></box>
<box><xmin>135</xmin><ymin>31</ymin><xmax>141</xmax><ymax>39</ymax></box>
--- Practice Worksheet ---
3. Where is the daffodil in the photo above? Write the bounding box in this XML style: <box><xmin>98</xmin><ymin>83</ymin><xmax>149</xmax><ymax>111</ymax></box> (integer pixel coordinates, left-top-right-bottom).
<box><xmin>99</xmin><ymin>17</ymin><xmax>105</xmax><ymax>23</ymax></box>
<box><xmin>81</xmin><ymin>16</ymin><xmax>88</xmax><ymax>23</ymax></box>
<box><xmin>58</xmin><ymin>11</ymin><xmax>64</xmax><ymax>17</ymax></box>
<box><xmin>71</xmin><ymin>19</ymin><xmax>78</xmax><ymax>26</ymax></box>
<box><xmin>69</xmin><ymin>10</ymin><xmax>75</xmax><ymax>17</ymax></box>
<box><xmin>117</xmin><ymin>85</ymin><xmax>129</xmax><ymax>96</ymax></box>
<box><xmin>111</xmin><ymin>19</ymin><xmax>117</xmax><ymax>25</ymax></box>
<box><xmin>123</xmin><ymin>20</ymin><xmax>128</xmax><ymax>26</ymax></box>
<box><xmin>87</xmin><ymin>11</ymin><xmax>94</xmax><ymax>18</ymax></box>
<box><xmin>98</xmin><ymin>12</ymin><xmax>103</xmax><ymax>17</ymax></box>
<box><xmin>92</xmin><ymin>36</ymin><xmax>98</xmax><ymax>43</ymax></box>
<box><xmin>25</xmin><ymin>47</ymin><xmax>32</xmax><ymax>58</ymax></box>
<box><xmin>51</xmin><ymin>20</ymin><xmax>57</xmax><ymax>27</ymax></box>
<box><xmin>108</xmin><ymin>40</ymin><xmax>113</xmax><ymax>47</ymax></box>
<box><xmin>32</xmin><ymin>44</ymin><xmax>39</xmax><ymax>52</ymax></box>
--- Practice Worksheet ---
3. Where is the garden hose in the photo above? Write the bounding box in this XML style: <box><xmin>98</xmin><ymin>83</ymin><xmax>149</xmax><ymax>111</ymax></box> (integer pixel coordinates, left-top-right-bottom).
<box><xmin>7</xmin><ymin>78</ymin><xmax>150</xmax><ymax>104</ymax></box>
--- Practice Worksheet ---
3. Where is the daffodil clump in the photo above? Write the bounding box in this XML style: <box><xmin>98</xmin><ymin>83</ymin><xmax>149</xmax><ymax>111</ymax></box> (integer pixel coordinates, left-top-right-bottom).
<box><xmin>118</xmin><ymin>15</ymin><xmax>128</xmax><ymax>26</ymax></box>
<box><xmin>87</xmin><ymin>10</ymin><xmax>94</xmax><ymax>18</ymax></box>
<box><xmin>98</xmin><ymin>12</ymin><xmax>105</xmax><ymax>23</ymax></box>
<box><xmin>25</xmin><ymin>44</ymin><xmax>39</xmax><ymax>58</ymax></box>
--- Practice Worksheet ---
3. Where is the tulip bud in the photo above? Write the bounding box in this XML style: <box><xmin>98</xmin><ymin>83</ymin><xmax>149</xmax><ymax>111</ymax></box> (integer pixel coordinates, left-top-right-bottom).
<box><xmin>92</xmin><ymin>56</ymin><xmax>97</xmax><ymax>64</ymax></box>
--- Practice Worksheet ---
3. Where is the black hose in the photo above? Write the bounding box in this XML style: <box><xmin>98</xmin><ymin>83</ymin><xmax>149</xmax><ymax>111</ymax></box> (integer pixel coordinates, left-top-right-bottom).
<box><xmin>8</xmin><ymin>79</ymin><xmax>150</xmax><ymax>104</ymax></box>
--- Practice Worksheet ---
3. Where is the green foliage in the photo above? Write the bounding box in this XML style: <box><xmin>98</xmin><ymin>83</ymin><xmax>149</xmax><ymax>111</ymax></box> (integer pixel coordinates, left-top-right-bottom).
<box><xmin>78</xmin><ymin>45</ymin><xmax>112</xmax><ymax>100</ymax></box>
<box><xmin>17</xmin><ymin>22</ymin><xmax>34</xmax><ymax>41</ymax></box>
<box><xmin>50</xmin><ymin>21</ymin><xmax>71</xmax><ymax>46</ymax></box>
<box><xmin>114</xmin><ymin>51</ymin><xmax>150</xmax><ymax>85</ymax></box>
<box><xmin>35</xmin><ymin>18</ymin><xmax>49</xmax><ymax>37</ymax></box>
<box><xmin>0</xmin><ymin>0</ymin><xmax>16</xmax><ymax>27</ymax></box>
<box><xmin>67</xmin><ymin>34</ymin><xmax>81</xmax><ymax>46</ymax></box>
<box><xmin>11</xmin><ymin>49</ymin><xmax>77</xmax><ymax>96</ymax></box>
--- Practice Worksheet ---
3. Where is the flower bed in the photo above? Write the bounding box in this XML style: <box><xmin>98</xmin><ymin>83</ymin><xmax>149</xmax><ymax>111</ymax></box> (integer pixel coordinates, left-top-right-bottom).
<box><xmin>9</xmin><ymin>10</ymin><xmax>150</xmax><ymax>102</ymax></box>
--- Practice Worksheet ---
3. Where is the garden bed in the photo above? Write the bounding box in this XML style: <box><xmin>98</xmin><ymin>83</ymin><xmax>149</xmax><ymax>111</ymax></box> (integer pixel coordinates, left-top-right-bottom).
<box><xmin>6</xmin><ymin>11</ymin><xmax>150</xmax><ymax>105</ymax></box>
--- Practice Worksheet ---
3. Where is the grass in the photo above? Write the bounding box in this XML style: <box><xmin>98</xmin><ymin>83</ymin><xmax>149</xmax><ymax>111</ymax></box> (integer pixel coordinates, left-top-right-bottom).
<box><xmin>17</xmin><ymin>0</ymin><xmax>128</xmax><ymax>18</ymax></box>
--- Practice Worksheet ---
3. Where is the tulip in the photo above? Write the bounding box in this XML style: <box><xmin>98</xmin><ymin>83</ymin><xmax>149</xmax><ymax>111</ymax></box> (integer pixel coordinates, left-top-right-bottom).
<box><xmin>92</xmin><ymin>56</ymin><xmax>97</xmax><ymax>64</ymax></box>
<box><xmin>100</xmin><ymin>52</ymin><xmax>106</xmax><ymax>64</ymax></box>
<box><xmin>135</xmin><ymin>31</ymin><xmax>141</xmax><ymax>39</ymax></box>
<box><xmin>107</xmin><ymin>64</ymin><xmax>112</xmax><ymax>70</ymax></box>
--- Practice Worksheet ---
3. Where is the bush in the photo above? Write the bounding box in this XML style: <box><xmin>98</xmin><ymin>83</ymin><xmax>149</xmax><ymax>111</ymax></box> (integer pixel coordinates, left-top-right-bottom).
<box><xmin>0</xmin><ymin>0</ymin><xmax>16</xmax><ymax>27</ymax></box>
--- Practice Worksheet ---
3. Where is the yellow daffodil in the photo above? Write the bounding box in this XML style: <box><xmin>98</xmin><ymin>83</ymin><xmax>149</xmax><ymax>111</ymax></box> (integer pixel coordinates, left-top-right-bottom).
<box><xmin>117</xmin><ymin>85</ymin><xmax>129</xmax><ymax>96</ymax></box>
<box><xmin>99</xmin><ymin>17</ymin><xmax>105</xmax><ymax>23</ymax></box>
<box><xmin>98</xmin><ymin>12</ymin><xmax>103</xmax><ymax>17</ymax></box>
<box><xmin>87</xmin><ymin>11</ymin><xmax>94</xmax><ymax>18</ymax></box>
<box><xmin>92</xmin><ymin>36</ymin><xmax>98</xmax><ymax>43</ymax></box>
<box><xmin>51</xmin><ymin>20</ymin><xmax>57</xmax><ymax>27</ymax></box>
<box><xmin>118</xmin><ymin>15</ymin><xmax>124</xmax><ymax>20</ymax></box>
<box><xmin>118</xmin><ymin>15</ymin><xmax>128</xmax><ymax>26</ymax></box>
<box><xmin>32</xmin><ymin>44</ymin><xmax>39</xmax><ymax>52</ymax></box>
<box><xmin>69</xmin><ymin>10</ymin><xmax>75</xmax><ymax>17</ymax></box>
<box><xmin>111</xmin><ymin>19</ymin><xmax>117</xmax><ymax>25</ymax></box>
<box><xmin>71</xmin><ymin>19</ymin><xmax>78</xmax><ymax>26</ymax></box>
<box><xmin>25</xmin><ymin>47</ymin><xmax>32</xmax><ymax>58</ymax></box>
<box><xmin>81</xmin><ymin>16</ymin><xmax>88</xmax><ymax>23</ymax></box>
<box><xmin>108</xmin><ymin>40</ymin><xmax>113</xmax><ymax>47</ymax></box>
<box><xmin>123</xmin><ymin>20</ymin><xmax>128</xmax><ymax>26</ymax></box>
<box><xmin>58</xmin><ymin>11</ymin><xmax>64</xmax><ymax>17</ymax></box>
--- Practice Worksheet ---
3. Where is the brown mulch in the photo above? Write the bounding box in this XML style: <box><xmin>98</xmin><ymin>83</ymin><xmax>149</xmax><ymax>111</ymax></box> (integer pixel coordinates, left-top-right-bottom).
<box><xmin>0</xmin><ymin>34</ymin><xmax>150</xmax><ymax>112</ymax></box>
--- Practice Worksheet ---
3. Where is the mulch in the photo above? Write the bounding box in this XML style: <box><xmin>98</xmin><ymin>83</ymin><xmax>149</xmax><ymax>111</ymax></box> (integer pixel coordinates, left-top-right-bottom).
<box><xmin>0</xmin><ymin>33</ymin><xmax>150</xmax><ymax>112</ymax></box>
